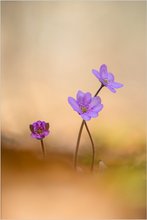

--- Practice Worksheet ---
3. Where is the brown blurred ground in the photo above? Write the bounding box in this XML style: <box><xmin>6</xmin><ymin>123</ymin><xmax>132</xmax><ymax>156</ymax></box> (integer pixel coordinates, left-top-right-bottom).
<box><xmin>2</xmin><ymin>144</ymin><xmax>146</xmax><ymax>219</ymax></box>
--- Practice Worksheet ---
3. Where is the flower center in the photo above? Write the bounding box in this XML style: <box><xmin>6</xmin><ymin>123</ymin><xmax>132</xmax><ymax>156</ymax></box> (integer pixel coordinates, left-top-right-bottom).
<box><xmin>37</xmin><ymin>128</ymin><xmax>43</xmax><ymax>134</ymax></box>
<box><xmin>103</xmin><ymin>78</ymin><xmax>108</xmax><ymax>83</ymax></box>
<box><xmin>81</xmin><ymin>106</ymin><xmax>87</xmax><ymax>113</ymax></box>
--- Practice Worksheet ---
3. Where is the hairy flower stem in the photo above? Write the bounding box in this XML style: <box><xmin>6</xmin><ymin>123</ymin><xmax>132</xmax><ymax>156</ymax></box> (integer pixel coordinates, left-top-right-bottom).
<box><xmin>84</xmin><ymin>121</ymin><xmax>95</xmax><ymax>171</ymax></box>
<box><xmin>74</xmin><ymin>83</ymin><xmax>104</xmax><ymax>171</ymax></box>
<box><xmin>74</xmin><ymin>120</ymin><xmax>85</xmax><ymax>169</ymax></box>
<box><xmin>40</xmin><ymin>139</ymin><xmax>45</xmax><ymax>159</ymax></box>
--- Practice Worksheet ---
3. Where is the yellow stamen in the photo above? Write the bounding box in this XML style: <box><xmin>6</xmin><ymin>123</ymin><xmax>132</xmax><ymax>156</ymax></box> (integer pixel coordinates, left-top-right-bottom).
<box><xmin>81</xmin><ymin>107</ymin><xmax>87</xmax><ymax>113</ymax></box>
<box><xmin>37</xmin><ymin>129</ymin><xmax>43</xmax><ymax>134</ymax></box>
<box><xmin>104</xmin><ymin>79</ymin><xmax>108</xmax><ymax>83</ymax></box>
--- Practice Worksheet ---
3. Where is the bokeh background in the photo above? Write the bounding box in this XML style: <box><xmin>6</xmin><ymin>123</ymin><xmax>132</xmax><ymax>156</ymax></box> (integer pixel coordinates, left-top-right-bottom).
<box><xmin>1</xmin><ymin>1</ymin><xmax>146</xmax><ymax>219</ymax></box>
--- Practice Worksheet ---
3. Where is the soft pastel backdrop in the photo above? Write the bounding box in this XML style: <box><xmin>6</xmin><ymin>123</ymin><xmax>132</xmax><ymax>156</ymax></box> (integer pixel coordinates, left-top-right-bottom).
<box><xmin>2</xmin><ymin>1</ymin><xmax>145</xmax><ymax>154</ymax></box>
<box><xmin>1</xmin><ymin>2</ymin><xmax>146</xmax><ymax>219</ymax></box>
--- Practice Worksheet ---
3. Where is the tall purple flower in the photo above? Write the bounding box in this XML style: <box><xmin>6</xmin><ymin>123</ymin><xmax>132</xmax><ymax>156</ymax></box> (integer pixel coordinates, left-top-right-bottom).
<box><xmin>29</xmin><ymin>120</ymin><xmax>49</xmax><ymax>140</ymax></box>
<box><xmin>92</xmin><ymin>64</ymin><xmax>123</xmax><ymax>93</ymax></box>
<box><xmin>68</xmin><ymin>90</ymin><xmax>103</xmax><ymax>121</ymax></box>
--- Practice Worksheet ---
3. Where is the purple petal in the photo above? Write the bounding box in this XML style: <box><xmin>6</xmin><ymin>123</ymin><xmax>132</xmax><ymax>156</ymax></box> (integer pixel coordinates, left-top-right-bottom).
<box><xmin>91</xmin><ymin>104</ymin><xmax>103</xmax><ymax>113</ymax></box>
<box><xmin>89</xmin><ymin>96</ymin><xmax>102</xmax><ymax>109</ymax></box>
<box><xmin>88</xmin><ymin>111</ymin><xmax>98</xmax><ymax>118</ymax></box>
<box><xmin>39</xmin><ymin>134</ymin><xmax>46</xmax><ymax>139</ymax></box>
<box><xmin>31</xmin><ymin>133</ymin><xmax>37</xmax><ymax>138</ymax></box>
<box><xmin>100</xmin><ymin>72</ymin><xmax>108</xmax><ymax>79</ymax></box>
<box><xmin>68</xmin><ymin>97</ymin><xmax>81</xmax><ymax>113</ymax></box>
<box><xmin>41</xmin><ymin>121</ymin><xmax>46</xmax><ymax>125</ymax></box>
<box><xmin>100</xmin><ymin>64</ymin><xmax>108</xmax><ymax>78</ymax></box>
<box><xmin>76</xmin><ymin>90</ymin><xmax>85</xmax><ymax>105</ymax></box>
<box><xmin>107</xmin><ymin>85</ymin><xmax>116</xmax><ymax>93</ymax></box>
<box><xmin>40</xmin><ymin>121</ymin><xmax>46</xmax><ymax>129</ymax></box>
<box><xmin>107</xmin><ymin>72</ymin><xmax>114</xmax><ymax>82</ymax></box>
<box><xmin>92</xmin><ymin>69</ymin><xmax>101</xmax><ymax>79</ymax></box>
<box><xmin>100</xmin><ymin>64</ymin><xmax>107</xmax><ymax>73</ymax></box>
<box><xmin>81</xmin><ymin>113</ymin><xmax>91</xmax><ymax>121</ymax></box>
<box><xmin>111</xmin><ymin>82</ymin><xmax>123</xmax><ymax>88</ymax></box>
<box><xmin>83</xmin><ymin>92</ymin><xmax>92</xmax><ymax>105</ymax></box>
<box><xmin>31</xmin><ymin>133</ymin><xmax>42</xmax><ymax>139</ymax></box>
<box><xmin>34</xmin><ymin>121</ymin><xmax>41</xmax><ymax>126</ymax></box>
<box><xmin>32</xmin><ymin>121</ymin><xmax>41</xmax><ymax>130</ymax></box>
<box><xmin>43</xmin><ymin>130</ymin><xmax>49</xmax><ymax>136</ymax></box>
<box><xmin>76</xmin><ymin>90</ymin><xmax>84</xmax><ymax>100</ymax></box>
<box><xmin>32</xmin><ymin>122</ymin><xmax>38</xmax><ymax>128</ymax></box>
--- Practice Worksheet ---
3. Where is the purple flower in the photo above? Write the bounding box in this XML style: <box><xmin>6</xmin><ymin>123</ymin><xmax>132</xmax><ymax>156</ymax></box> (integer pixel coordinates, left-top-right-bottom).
<box><xmin>29</xmin><ymin>120</ymin><xmax>50</xmax><ymax>140</ymax></box>
<box><xmin>68</xmin><ymin>90</ymin><xmax>103</xmax><ymax>121</ymax></box>
<box><xmin>92</xmin><ymin>64</ymin><xmax>123</xmax><ymax>93</ymax></box>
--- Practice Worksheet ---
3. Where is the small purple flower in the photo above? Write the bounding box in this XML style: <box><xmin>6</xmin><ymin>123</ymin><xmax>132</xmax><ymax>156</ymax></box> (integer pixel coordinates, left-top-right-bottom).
<box><xmin>29</xmin><ymin>120</ymin><xmax>50</xmax><ymax>140</ymax></box>
<box><xmin>68</xmin><ymin>90</ymin><xmax>103</xmax><ymax>121</ymax></box>
<box><xmin>92</xmin><ymin>64</ymin><xmax>123</xmax><ymax>93</ymax></box>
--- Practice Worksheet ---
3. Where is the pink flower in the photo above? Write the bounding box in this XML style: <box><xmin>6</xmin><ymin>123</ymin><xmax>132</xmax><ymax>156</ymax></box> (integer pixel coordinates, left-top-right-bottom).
<box><xmin>29</xmin><ymin>120</ymin><xmax>49</xmax><ymax>140</ymax></box>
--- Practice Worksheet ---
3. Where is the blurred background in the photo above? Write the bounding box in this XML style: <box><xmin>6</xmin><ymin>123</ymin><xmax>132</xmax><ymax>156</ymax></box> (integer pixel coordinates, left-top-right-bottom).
<box><xmin>1</xmin><ymin>1</ymin><xmax>146</xmax><ymax>219</ymax></box>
